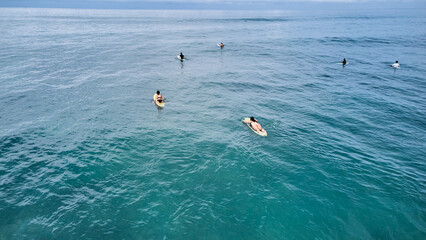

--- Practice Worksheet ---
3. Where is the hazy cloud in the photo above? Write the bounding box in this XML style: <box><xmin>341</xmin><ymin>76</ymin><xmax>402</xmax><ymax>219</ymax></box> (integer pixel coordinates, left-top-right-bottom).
<box><xmin>97</xmin><ymin>0</ymin><xmax>412</xmax><ymax>2</ymax></box>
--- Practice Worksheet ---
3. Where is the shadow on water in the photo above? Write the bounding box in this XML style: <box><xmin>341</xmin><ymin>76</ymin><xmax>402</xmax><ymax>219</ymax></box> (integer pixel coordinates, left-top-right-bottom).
<box><xmin>152</xmin><ymin>101</ymin><xmax>164</xmax><ymax>111</ymax></box>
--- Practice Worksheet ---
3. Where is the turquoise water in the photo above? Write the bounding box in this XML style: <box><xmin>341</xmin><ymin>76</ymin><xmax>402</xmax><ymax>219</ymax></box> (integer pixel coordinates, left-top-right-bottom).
<box><xmin>1</xmin><ymin>8</ymin><xmax>425</xmax><ymax>239</ymax></box>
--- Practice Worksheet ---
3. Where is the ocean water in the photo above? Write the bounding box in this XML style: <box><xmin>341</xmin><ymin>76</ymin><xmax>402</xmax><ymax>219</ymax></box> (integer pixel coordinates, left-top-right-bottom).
<box><xmin>0</xmin><ymin>7</ymin><xmax>425</xmax><ymax>239</ymax></box>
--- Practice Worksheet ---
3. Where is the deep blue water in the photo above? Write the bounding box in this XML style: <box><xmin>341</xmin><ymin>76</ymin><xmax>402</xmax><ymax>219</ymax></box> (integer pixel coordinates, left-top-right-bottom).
<box><xmin>0</xmin><ymin>8</ymin><xmax>425</xmax><ymax>239</ymax></box>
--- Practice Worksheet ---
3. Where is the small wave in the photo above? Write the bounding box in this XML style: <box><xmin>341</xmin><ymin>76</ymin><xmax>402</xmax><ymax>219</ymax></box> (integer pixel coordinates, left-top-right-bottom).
<box><xmin>233</xmin><ymin>17</ymin><xmax>290</xmax><ymax>22</ymax></box>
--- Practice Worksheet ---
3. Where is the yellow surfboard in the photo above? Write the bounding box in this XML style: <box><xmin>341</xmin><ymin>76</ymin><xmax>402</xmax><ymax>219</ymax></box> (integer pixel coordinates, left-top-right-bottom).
<box><xmin>242</xmin><ymin>118</ymin><xmax>267</xmax><ymax>136</ymax></box>
<box><xmin>153</xmin><ymin>94</ymin><xmax>165</xmax><ymax>108</ymax></box>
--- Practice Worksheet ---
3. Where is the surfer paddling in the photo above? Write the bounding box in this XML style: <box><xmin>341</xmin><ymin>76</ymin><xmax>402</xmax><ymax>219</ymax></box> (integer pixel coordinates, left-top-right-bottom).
<box><xmin>243</xmin><ymin>117</ymin><xmax>265</xmax><ymax>134</ymax></box>
<box><xmin>155</xmin><ymin>90</ymin><xmax>164</xmax><ymax>103</ymax></box>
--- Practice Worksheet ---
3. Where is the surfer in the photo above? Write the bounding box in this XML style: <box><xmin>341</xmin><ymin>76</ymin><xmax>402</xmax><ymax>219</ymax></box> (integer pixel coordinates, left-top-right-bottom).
<box><xmin>342</xmin><ymin>58</ymin><xmax>346</xmax><ymax>65</ymax></box>
<box><xmin>155</xmin><ymin>90</ymin><xmax>164</xmax><ymax>103</ymax></box>
<box><xmin>392</xmin><ymin>61</ymin><xmax>400</xmax><ymax>68</ymax></box>
<box><xmin>179</xmin><ymin>52</ymin><xmax>184</xmax><ymax>60</ymax></box>
<box><xmin>220</xmin><ymin>42</ymin><xmax>224</xmax><ymax>48</ymax></box>
<box><xmin>243</xmin><ymin>117</ymin><xmax>264</xmax><ymax>133</ymax></box>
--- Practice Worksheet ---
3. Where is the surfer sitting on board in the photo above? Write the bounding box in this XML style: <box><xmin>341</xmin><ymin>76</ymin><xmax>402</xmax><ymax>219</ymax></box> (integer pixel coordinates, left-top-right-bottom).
<box><xmin>220</xmin><ymin>42</ymin><xmax>224</xmax><ymax>48</ymax></box>
<box><xmin>392</xmin><ymin>61</ymin><xmax>400</xmax><ymax>68</ymax></box>
<box><xmin>243</xmin><ymin>117</ymin><xmax>264</xmax><ymax>133</ymax></box>
<box><xmin>342</xmin><ymin>58</ymin><xmax>346</xmax><ymax>65</ymax></box>
<box><xmin>179</xmin><ymin>52</ymin><xmax>184</xmax><ymax>59</ymax></box>
<box><xmin>156</xmin><ymin>90</ymin><xmax>164</xmax><ymax>103</ymax></box>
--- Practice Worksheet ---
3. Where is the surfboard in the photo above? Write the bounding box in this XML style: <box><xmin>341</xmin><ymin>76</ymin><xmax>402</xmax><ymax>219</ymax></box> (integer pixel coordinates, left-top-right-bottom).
<box><xmin>177</xmin><ymin>55</ymin><xmax>185</xmax><ymax>60</ymax></box>
<box><xmin>153</xmin><ymin>94</ymin><xmax>165</xmax><ymax>108</ymax></box>
<box><xmin>242</xmin><ymin>118</ymin><xmax>267</xmax><ymax>136</ymax></box>
<box><xmin>391</xmin><ymin>64</ymin><xmax>400</xmax><ymax>68</ymax></box>
<box><xmin>217</xmin><ymin>44</ymin><xmax>224</xmax><ymax>48</ymax></box>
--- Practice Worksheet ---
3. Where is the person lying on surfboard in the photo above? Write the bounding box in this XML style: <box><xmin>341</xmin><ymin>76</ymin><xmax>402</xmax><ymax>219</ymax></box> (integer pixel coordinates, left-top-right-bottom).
<box><xmin>243</xmin><ymin>117</ymin><xmax>265</xmax><ymax>133</ymax></box>
<box><xmin>155</xmin><ymin>90</ymin><xmax>164</xmax><ymax>103</ymax></box>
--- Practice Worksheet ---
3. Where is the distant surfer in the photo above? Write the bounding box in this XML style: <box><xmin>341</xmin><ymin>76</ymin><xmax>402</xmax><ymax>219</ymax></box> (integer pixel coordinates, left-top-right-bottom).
<box><xmin>391</xmin><ymin>61</ymin><xmax>400</xmax><ymax>68</ymax></box>
<box><xmin>220</xmin><ymin>42</ymin><xmax>224</xmax><ymax>48</ymax></box>
<box><xmin>243</xmin><ymin>117</ymin><xmax>265</xmax><ymax>134</ymax></box>
<box><xmin>155</xmin><ymin>90</ymin><xmax>164</xmax><ymax>103</ymax></box>
<box><xmin>342</xmin><ymin>58</ymin><xmax>346</xmax><ymax>65</ymax></box>
<box><xmin>179</xmin><ymin>52</ymin><xmax>185</xmax><ymax>60</ymax></box>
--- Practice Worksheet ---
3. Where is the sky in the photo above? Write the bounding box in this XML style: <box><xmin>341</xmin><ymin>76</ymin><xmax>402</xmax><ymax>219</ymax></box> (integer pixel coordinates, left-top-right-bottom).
<box><xmin>0</xmin><ymin>0</ymin><xmax>424</xmax><ymax>10</ymax></box>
